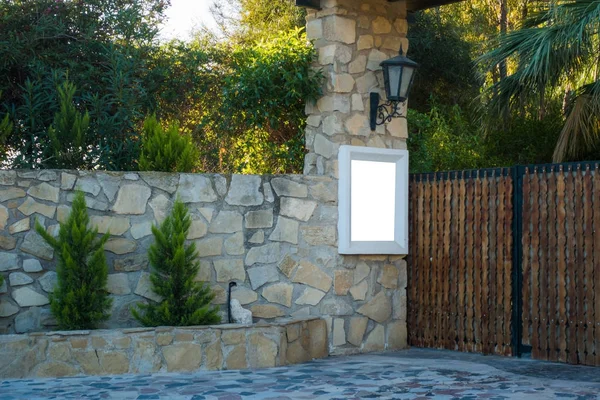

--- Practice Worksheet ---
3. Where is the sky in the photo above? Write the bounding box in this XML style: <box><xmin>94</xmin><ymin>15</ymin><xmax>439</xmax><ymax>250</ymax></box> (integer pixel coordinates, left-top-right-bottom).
<box><xmin>160</xmin><ymin>0</ymin><xmax>218</xmax><ymax>41</ymax></box>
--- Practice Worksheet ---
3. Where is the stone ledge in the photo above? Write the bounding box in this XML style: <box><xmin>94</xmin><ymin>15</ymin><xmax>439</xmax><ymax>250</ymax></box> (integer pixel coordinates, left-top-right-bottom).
<box><xmin>0</xmin><ymin>317</ymin><xmax>328</xmax><ymax>379</ymax></box>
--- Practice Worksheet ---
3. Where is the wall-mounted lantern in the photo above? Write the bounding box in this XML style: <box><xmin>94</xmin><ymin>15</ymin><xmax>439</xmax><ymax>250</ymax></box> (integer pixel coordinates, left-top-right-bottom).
<box><xmin>295</xmin><ymin>0</ymin><xmax>321</xmax><ymax>9</ymax></box>
<box><xmin>370</xmin><ymin>47</ymin><xmax>419</xmax><ymax>131</ymax></box>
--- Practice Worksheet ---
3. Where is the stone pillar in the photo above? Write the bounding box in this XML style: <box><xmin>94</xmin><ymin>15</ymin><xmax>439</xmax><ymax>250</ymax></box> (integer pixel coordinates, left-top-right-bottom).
<box><xmin>303</xmin><ymin>0</ymin><xmax>409</xmax><ymax>177</ymax></box>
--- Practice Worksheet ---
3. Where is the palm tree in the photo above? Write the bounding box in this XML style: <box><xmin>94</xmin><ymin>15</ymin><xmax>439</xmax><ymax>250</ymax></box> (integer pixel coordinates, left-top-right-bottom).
<box><xmin>479</xmin><ymin>0</ymin><xmax>600</xmax><ymax>162</ymax></box>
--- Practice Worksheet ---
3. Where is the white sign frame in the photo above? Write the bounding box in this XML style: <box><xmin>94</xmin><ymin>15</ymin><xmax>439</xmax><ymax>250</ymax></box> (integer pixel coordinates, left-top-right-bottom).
<box><xmin>338</xmin><ymin>145</ymin><xmax>409</xmax><ymax>255</ymax></box>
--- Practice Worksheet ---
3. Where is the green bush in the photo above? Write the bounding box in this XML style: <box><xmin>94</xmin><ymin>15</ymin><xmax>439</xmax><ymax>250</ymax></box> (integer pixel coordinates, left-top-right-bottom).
<box><xmin>46</xmin><ymin>81</ymin><xmax>90</xmax><ymax>169</ymax></box>
<box><xmin>0</xmin><ymin>112</ymin><xmax>11</xmax><ymax>166</ymax></box>
<box><xmin>36</xmin><ymin>192</ymin><xmax>112</xmax><ymax>330</ymax></box>
<box><xmin>408</xmin><ymin>105</ymin><xmax>485</xmax><ymax>173</ymax></box>
<box><xmin>138</xmin><ymin>116</ymin><xmax>198</xmax><ymax>172</ymax></box>
<box><xmin>132</xmin><ymin>199</ymin><xmax>220</xmax><ymax>327</ymax></box>
<box><xmin>0</xmin><ymin>0</ymin><xmax>166</xmax><ymax>170</ymax></box>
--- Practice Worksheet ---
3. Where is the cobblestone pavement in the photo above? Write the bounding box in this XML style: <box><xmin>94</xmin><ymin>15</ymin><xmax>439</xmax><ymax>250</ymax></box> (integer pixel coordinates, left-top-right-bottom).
<box><xmin>1</xmin><ymin>348</ymin><xmax>599</xmax><ymax>399</ymax></box>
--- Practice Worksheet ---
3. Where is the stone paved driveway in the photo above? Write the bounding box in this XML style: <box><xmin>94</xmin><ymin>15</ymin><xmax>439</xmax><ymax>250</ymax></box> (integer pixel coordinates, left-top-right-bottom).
<box><xmin>1</xmin><ymin>348</ymin><xmax>599</xmax><ymax>399</ymax></box>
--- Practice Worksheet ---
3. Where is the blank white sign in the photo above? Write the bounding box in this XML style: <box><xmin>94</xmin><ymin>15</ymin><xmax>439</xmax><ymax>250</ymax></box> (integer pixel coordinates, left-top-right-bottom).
<box><xmin>350</xmin><ymin>160</ymin><xmax>396</xmax><ymax>241</ymax></box>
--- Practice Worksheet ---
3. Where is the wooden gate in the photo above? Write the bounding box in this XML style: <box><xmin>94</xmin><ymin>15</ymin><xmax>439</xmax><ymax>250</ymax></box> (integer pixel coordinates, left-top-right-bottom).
<box><xmin>407</xmin><ymin>162</ymin><xmax>600</xmax><ymax>366</ymax></box>
<box><xmin>520</xmin><ymin>163</ymin><xmax>600</xmax><ymax>366</ymax></box>
<box><xmin>408</xmin><ymin>169</ymin><xmax>514</xmax><ymax>356</ymax></box>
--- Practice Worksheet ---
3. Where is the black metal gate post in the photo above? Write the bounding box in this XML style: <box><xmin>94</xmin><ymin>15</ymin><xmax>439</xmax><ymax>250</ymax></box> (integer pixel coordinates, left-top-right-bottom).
<box><xmin>511</xmin><ymin>166</ymin><xmax>525</xmax><ymax>357</ymax></box>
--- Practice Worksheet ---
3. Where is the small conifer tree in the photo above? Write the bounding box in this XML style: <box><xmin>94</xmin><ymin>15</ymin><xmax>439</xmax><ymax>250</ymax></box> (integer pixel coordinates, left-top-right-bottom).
<box><xmin>46</xmin><ymin>80</ymin><xmax>90</xmax><ymax>169</ymax></box>
<box><xmin>0</xmin><ymin>107</ymin><xmax>12</xmax><ymax>165</ymax></box>
<box><xmin>138</xmin><ymin>115</ymin><xmax>198</xmax><ymax>172</ymax></box>
<box><xmin>36</xmin><ymin>191</ymin><xmax>112</xmax><ymax>330</ymax></box>
<box><xmin>132</xmin><ymin>199</ymin><xmax>220</xmax><ymax>326</ymax></box>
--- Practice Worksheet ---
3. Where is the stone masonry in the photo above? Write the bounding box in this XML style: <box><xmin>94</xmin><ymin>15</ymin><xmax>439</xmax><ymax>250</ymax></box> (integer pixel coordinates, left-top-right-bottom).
<box><xmin>303</xmin><ymin>0</ymin><xmax>409</xmax><ymax>177</ymax></box>
<box><xmin>0</xmin><ymin>317</ymin><xmax>328</xmax><ymax>378</ymax></box>
<box><xmin>0</xmin><ymin>0</ymin><xmax>412</xmax><ymax>360</ymax></box>
<box><xmin>0</xmin><ymin>170</ymin><xmax>407</xmax><ymax>356</ymax></box>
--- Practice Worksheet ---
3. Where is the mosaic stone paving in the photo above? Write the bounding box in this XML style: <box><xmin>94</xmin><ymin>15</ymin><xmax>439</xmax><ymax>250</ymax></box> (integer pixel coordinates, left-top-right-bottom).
<box><xmin>1</xmin><ymin>349</ymin><xmax>600</xmax><ymax>399</ymax></box>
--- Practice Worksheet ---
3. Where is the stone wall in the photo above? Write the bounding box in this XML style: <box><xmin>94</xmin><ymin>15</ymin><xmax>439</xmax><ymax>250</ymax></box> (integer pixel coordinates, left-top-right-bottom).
<box><xmin>0</xmin><ymin>317</ymin><xmax>327</xmax><ymax>378</ymax></box>
<box><xmin>0</xmin><ymin>169</ymin><xmax>407</xmax><ymax>355</ymax></box>
<box><xmin>303</xmin><ymin>0</ymin><xmax>409</xmax><ymax>177</ymax></box>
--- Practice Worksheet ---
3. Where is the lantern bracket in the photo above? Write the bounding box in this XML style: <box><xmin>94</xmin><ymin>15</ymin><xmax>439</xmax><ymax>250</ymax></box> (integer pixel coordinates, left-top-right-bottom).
<box><xmin>370</xmin><ymin>93</ymin><xmax>405</xmax><ymax>131</ymax></box>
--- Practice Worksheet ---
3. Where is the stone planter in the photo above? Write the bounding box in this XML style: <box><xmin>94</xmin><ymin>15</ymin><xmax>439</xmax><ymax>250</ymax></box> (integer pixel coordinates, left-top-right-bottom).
<box><xmin>0</xmin><ymin>317</ymin><xmax>328</xmax><ymax>379</ymax></box>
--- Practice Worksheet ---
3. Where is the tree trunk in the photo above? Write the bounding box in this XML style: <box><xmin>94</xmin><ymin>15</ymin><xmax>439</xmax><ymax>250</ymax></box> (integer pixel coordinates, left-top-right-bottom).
<box><xmin>498</xmin><ymin>0</ymin><xmax>508</xmax><ymax>81</ymax></box>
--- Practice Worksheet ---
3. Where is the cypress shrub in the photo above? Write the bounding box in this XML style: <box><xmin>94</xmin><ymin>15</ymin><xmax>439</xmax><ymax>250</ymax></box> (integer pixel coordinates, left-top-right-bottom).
<box><xmin>36</xmin><ymin>191</ymin><xmax>112</xmax><ymax>330</ymax></box>
<box><xmin>132</xmin><ymin>199</ymin><xmax>220</xmax><ymax>326</ymax></box>
<box><xmin>138</xmin><ymin>116</ymin><xmax>198</xmax><ymax>173</ymax></box>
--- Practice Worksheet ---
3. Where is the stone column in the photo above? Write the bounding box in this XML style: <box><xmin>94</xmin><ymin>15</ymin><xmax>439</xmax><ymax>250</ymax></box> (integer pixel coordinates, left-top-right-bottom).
<box><xmin>303</xmin><ymin>0</ymin><xmax>409</xmax><ymax>177</ymax></box>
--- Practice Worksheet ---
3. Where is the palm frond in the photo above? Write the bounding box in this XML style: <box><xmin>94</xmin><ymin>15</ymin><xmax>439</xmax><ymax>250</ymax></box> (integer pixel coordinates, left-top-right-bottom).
<box><xmin>479</xmin><ymin>0</ymin><xmax>600</xmax><ymax>115</ymax></box>
<box><xmin>553</xmin><ymin>79</ymin><xmax>600</xmax><ymax>161</ymax></box>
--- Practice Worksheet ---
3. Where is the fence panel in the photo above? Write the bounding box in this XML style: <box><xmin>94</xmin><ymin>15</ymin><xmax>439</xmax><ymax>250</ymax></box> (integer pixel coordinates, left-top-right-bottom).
<box><xmin>521</xmin><ymin>163</ymin><xmax>600</xmax><ymax>366</ymax></box>
<box><xmin>408</xmin><ymin>170</ymin><xmax>513</xmax><ymax>355</ymax></box>
<box><xmin>409</xmin><ymin>162</ymin><xmax>600</xmax><ymax>365</ymax></box>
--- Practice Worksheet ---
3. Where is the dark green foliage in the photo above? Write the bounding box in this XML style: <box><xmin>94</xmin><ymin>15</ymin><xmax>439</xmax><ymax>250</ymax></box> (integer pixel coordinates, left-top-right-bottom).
<box><xmin>0</xmin><ymin>0</ymin><xmax>320</xmax><ymax>173</ymax></box>
<box><xmin>483</xmin><ymin>109</ymin><xmax>563</xmax><ymax>166</ymax></box>
<box><xmin>132</xmin><ymin>200</ymin><xmax>220</xmax><ymax>327</ymax></box>
<box><xmin>0</xmin><ymin>111</ymin><xmax>11</xmax><ymax>165</ymax></box>
<box><xmin>46</xmin><ymin>81</ymin><xmax>90</xmax><ymax>169</ymax></box>
<box><xmin>196</xmin><ymin>29</ymin><xmax>322</xmax><ymax>174</ymax></box>
<box><xmin>35</xmin><ymin>192</ymin><xmax>112</xmax><ymax>330</ymax></box>
<box><xmin>138</xmin><ymin>116</ymin><xmax>198</xmax><ymax>172</ymax></box>
<box><xmin>408</xmin><ymin>106</ymin><xmax>484</xmax><ymax>173</ymax></box>
<box><xmin>478</xmin><ymin>0</ymin><xmax>600</xmax><ymax>161</ymax></box>
<box><xmin>0</xmin><ymin>275</ymin><xmax>4</xmax><ymax>287</ymax></box>
<box><xmin>0</xmin><ymin>0</ymin><xmax>167</xmax><ymax>170</ymax></box>
<box><xmin>407</xmin><ymin>11</ymin><xmax>481</xmax><ymax>113</ymax></box>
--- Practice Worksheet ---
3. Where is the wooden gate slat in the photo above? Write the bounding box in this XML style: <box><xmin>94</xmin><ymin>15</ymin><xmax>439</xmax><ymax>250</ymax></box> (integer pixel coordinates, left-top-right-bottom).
<box><xmin>422</xmin><ymin>176</ymin><xmax>433</xmax><ymax>348</ymax></box>
<box><xmin>495</xmin><ymin>172</ymin><xmax>505</xmax><ymax>354</ymax></box>
<box><xmin>435</xmin><ymin>177</ymin><xmax>444</xmax><ymax>347</ymax></box>
<box><xmin>412</xmin><ymin>178</ymin><xmax>419</xmax><ymax>346</ymax></box>
<box><xmin>594</xmin><ymin>164</ymin><xmax>600</xmax><ymax>366</ymax></box>
<box><xmin>443</xmin><ymin>178</ymin><xmax>452</xmax><ymax>349</ymax></box>
<box><xmin>556</xmin><ymin>167</ymin><xmax>568</xmax><ymax>362</ymax></box>
<box><xmin>575</xmin><ymin>166</ymin><xmax>586</xmax><ymax>364</ymax></box>
<box><xmin>431</xmin><ymin>176</ymin><xmax>439</xmax><ymax>348</ymax></box>
<box><xmin>565</xmin><ymin>166</ymin><xmax>578</xmax><ymax>364</ymax></box>
<box><xmin>481</xmin><ymin>172</ymin><xmax>490</xmax><ymax>354</ymax></box>
<box><xmin>503</xmin><ymin>174</ymin><xmax>513</xmax><ymax>355</ymax></box>
<box><xmin>583</xmin><ymin>166</ymin><xmax>594</xmax><ymax>365</ymax></box>
<box><xmin>488</xmin><ymin>172</ymin><xmax>498</xmax><ymax>354</ymax></box>
<box><xmin>473</xmin><ymin>172</ymin><xmax>483</xmax><ymax>353</ymax></box>
<box><xmin>538</xmin><ymin>167</ymin><xmax>549</xmax><ymax>360</ymax></box>
<box><xmin>465</xmin><ymin>174</ymin><xmax>475</xmax><ymax>352</ymax></box>
<box><xmin>458</xmin><ymin>173</ymin><xmax>467</xmax><ymax>352</ymax></box>
<box><xmin>450</xmin><ymin>177</ymin><xmax>460</xmax><ymax>350</ymax></box>
<box><xmin>530</xmin><ymin>168</ymin><xmax>541</xmax><ymax>359</ymax></box>
<box><xmin>416</xmin><ymin>177</ymin><xmax>426</xmax><ymax>347</ymax></box>
<box><xmin>546</xmin><ymin>170</ymin><xmax>559</xmax><ymax>362</ymax></box>
<box><xmin>408</xmin><ymin>177</ymin><xmax>417</xmax><ymax>345</ymax></box>
<box><xmin>521</xmin><ymin>170</ymin><xmax>532</xmax><ymax>347</ymax></box>
<box><xmin>430</xmin><ymin>177</ymin><xmax>438</xmax><ymax>347</ymax></box>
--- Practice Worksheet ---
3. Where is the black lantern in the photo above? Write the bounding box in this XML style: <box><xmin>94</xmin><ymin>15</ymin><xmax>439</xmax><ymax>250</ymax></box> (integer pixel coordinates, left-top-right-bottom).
<box><xmin>370</xmin><ymin>47</ymin><xmax>419</xmax><ymax>131</ymax></box>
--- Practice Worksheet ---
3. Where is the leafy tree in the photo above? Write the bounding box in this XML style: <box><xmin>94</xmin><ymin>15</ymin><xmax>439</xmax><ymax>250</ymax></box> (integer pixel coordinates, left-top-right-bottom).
<box><xmin>195</xmin><ymin>29</ymin><xmax>322</xmax><ymax>173</ymax></box>
<box><xmin>139</xmin><ymin>116</ymin><xmax>198</xmax><ymax>172</ymax></box>
<box><xmin>210</xmin><ymin>0</ymin><xmax>305</xmax><ymax>42</ymax></box>
<box><xmin>0</xmin><ymin>112</ymin><xmax>12</xmax><ymax>166</ymax></box>
<box><xmin>35</xmin><ymin>192</ymin><xmax>112</xmax><ymax>330</ymax></box>
<box><xmin>479</xmin><ymin>0</ymin><xmax>600</xmax><ymax>162</ymax></box>
<box><xmin>0</xmin><ymin>0</ymin><xmax>168</xmax><ymax>170</ymax></box>
<box><xmin>408</xmin><ymin>105</ymin><xmax>485</xmax><ymax>173</ymax></box>
<box><xmin>407</xmin><ymin>11</ymin><xmax>481</xmax><ymax>112</ymax></box>
<box><xmin>132</xmin><ymin>199</ymin><xmax>220</xmax><ymax>327</ymax></box>
<box><xmin>45</xmin><ymin>81</ymin><xmax>90</xmax><ymax>169</ymax></box>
